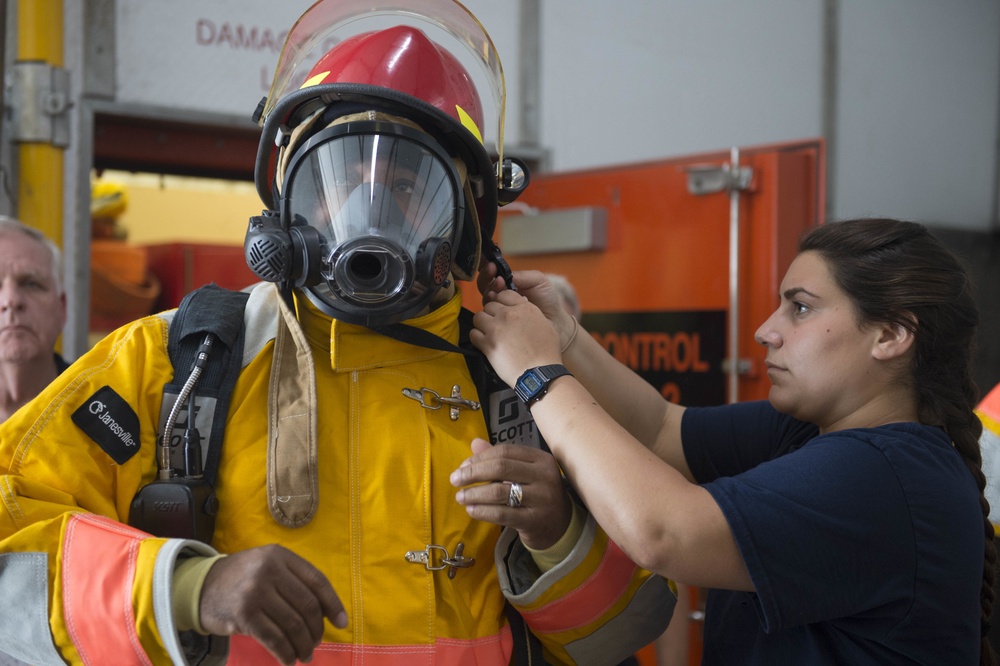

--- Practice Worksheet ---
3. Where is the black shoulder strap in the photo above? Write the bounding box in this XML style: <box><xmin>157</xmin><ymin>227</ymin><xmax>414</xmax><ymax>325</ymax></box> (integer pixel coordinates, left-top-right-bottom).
<box><xmin>165</xmin><ymin>284</ymin><xmax>250</xmax><ymax>485</ymax></box>
<box><xmin>370</xmin><ymin>321</ymin><xmax>474</xmax><ymax>355</ymax></box>
<box><xmin>459</xmin><ymin>308</ymin><xmax>547</xmax><ymax>664</ymax></box>
<box><xmin>459</xmin><ymin>307</ymin><xmax>554</xmax><ymax>455</ymax></box>
<box><xmin>458</xmin><ymin>307</ymin><xmax>494</xmax><ymax>426</ymax></box>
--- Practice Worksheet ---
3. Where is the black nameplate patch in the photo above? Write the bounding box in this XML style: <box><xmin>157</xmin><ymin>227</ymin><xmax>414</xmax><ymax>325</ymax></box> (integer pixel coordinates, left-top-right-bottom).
<box><xmin>71</xmin><ymin>386</ymin><xmax>142</xmax><ymax>465</ymax></box>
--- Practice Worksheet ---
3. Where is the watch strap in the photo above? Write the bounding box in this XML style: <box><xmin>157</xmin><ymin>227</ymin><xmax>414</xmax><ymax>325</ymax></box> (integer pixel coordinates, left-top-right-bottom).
<box><xmin>515</xmin><ymin>364</ymin><xmax>572</xmax><ymax>407</ymax></box>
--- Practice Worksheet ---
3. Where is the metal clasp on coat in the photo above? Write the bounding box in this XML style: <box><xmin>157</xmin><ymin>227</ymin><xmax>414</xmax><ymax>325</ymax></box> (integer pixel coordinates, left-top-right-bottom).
<box><xmin>402</xmin><ymin>385</ymin><xmax>481</xmax><ymax>421</ymax></box>
<box><xmin>404</xmin><ymin>543</ymin><xmax>476</xmax><ymax>579</ymax></box>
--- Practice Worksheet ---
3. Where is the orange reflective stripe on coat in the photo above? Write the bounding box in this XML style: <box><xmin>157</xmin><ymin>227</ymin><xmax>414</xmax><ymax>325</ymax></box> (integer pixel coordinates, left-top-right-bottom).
<box><xmin>980</xmin><ymin>383</ymin><xmax>1000</xmax><ymax>430</ymax></box>
<box><xmin>520</xmin><ymin>539</ymin><xmax>637</xmax><ymax>633</ymax></box>
<box><xmin>63</xmin><ymin>514</ymin><xmax>152</xmax><ymax>666</ymax></box>
<box><xmin>230</xmin><ymin>625</ymin><xmax>513</xmax><ymax>664</ymax></box>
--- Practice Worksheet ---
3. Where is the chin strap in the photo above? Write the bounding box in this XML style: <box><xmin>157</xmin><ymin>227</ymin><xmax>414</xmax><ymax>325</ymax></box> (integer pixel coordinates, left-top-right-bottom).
<box><xmin>368</xmin><ymin>322</ymin><xmax>475</xmax><ymax>355</ymax></box>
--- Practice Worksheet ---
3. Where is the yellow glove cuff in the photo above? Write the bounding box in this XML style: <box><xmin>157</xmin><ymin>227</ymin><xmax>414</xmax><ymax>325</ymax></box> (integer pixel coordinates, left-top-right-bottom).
<box><xmin>172</xmin><ymin>554</ymin><xmax>226</xmax><ymax>634</ymax></box>
<box><xmin>525</xmin><ymin>500</ymin><xmax>585</xmax><ymax>573</ymax></box>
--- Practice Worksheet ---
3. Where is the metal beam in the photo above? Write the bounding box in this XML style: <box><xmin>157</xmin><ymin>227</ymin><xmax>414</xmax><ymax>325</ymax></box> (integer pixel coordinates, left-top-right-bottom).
<box><xmin>821</xmin><ymin>0</ymin><xmax>839</xmax><ymax>223</ymax></box>
<box><xmin>518</xmin><ymin>0</ymin><xmax>540</xmax><ymax>150</ymax></box>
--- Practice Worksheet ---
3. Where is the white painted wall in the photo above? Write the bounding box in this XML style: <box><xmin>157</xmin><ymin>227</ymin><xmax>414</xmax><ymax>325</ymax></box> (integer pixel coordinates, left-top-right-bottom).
<box><xmin>105</xmin><ymin>0</ymin><xmax>1000</xmax><ymax>231</ymax></box>
<box><xmin>835</xmin><ymin>0</ymin><xmax>999</xmax><ymax>228</ymax></box>
<box><xmin>534</xmin><ymin>0</ymin><xmax>824</xmax><ymax>169</ymax></box>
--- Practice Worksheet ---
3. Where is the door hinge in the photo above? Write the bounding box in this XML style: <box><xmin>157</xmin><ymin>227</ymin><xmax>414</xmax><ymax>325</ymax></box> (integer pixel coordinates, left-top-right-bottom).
<box><xmin>684</xmin><ymin>162</ymin><xmax>753</xmax><ymax>195</ymax></box>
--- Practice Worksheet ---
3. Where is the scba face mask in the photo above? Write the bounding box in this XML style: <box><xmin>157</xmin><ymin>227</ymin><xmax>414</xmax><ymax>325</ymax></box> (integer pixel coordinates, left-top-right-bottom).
<box><xmin>281</xmin><ymin>120</ymin><xmax>464</xmax><ymax>326</ymax></box>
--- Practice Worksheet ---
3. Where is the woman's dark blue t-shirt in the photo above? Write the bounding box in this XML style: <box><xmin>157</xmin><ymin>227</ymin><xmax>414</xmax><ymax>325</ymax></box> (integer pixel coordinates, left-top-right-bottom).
<box><xmin>682</xmin><ymin>401</ymin><xmax>983</xmax><ymax>665</ymax></box>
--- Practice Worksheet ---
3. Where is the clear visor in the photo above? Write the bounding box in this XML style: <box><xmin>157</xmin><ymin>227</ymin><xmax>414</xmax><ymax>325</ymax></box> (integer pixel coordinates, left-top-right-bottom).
<box><xmin>288</xmin><ymin>132</ymin><xmax>459</xmax><ymax>257</ymax></box>
<box><xmin>263</xmin><ymin>0</ymin><xmax>506</xmax><ymax>164</ymax></box>
<box><xmin>284</xmin><ymin>126</ymin><xmax>460</xmax><ymax>308</ymax></box>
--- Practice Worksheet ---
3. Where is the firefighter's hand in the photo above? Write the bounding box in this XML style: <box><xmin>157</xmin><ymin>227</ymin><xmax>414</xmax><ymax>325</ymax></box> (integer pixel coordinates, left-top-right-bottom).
<box><xmin>199</xmin><ymin>544</ymin><xmax>348</xmax><ymax>665</ymax></box>
<box><xmin>451</xmin><ymin>438</ymin><xmax>573</xmax><ymax>551</ymax></box>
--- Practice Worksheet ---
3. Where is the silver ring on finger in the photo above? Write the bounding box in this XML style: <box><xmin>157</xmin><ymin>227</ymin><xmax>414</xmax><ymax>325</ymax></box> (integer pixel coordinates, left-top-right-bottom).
<box><xmin>507</xmin><ymin>481</ymin><xmax>523</xmax><ymax>508</ymax></box>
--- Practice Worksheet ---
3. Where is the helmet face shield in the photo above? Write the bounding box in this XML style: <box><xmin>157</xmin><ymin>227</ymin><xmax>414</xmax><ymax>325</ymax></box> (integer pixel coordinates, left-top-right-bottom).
<box><xmin>282</xmin><ymin>120</ymin><xmax>463</xmax><ymax>324</ymax></box>
<box><xmin>262</xmin><ymin>0</ymin><xmax>506</xmax><ymax>164</ymax></box>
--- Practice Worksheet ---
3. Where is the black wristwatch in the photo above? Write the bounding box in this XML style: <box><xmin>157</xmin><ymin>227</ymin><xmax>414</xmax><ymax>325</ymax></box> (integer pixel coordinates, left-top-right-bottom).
<box><xmin>514</xmin><ymin>364</ymin><xmax>573</xmax><ymax>409</ymax></box>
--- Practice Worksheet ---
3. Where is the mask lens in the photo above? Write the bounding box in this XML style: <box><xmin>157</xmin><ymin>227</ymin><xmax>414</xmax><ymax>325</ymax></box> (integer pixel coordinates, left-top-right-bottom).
<box><xmin>288</xmin><ymin>132</ymin><xmax>457</xmax><ymax>259</ymax></box>
<box><xmin>282</xmin><ymin>122</ymin><xmax>462</xmax><ymax>322</ymax></box>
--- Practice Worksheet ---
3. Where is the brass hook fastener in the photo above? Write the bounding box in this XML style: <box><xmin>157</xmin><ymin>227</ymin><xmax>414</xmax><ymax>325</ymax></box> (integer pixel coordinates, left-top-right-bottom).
<box><xmin>402</xmin><ymin>385</ymin><xmax>481</xmax><ymax>420</ymax></box>
<box><xmin>405</xmin><ymin>543</ymin><xmax>476</xmax><ymax>579</ymax></box>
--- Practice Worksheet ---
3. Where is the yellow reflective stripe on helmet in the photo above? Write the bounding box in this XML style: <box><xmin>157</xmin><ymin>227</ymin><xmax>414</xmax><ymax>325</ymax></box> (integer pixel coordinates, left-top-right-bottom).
<box><xmin>456</xmin><ymin>105</ymin><xmax>482</xmax><ymax>144</ymax></box>
<box><xmin>301</xmin><ymin>71</ymin><xmax>330</xmax><ymax>89</ymax></box>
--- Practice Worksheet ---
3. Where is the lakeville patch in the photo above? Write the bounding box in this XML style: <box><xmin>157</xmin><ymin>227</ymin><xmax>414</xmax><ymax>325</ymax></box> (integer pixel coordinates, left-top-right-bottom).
<box><xmin>72</xmin><ymin>386</ymin><xmax>142</xmax><ymax>464</ymax></box>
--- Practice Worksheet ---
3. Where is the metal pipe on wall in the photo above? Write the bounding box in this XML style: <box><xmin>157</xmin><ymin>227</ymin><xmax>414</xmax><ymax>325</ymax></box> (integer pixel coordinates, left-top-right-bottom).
<box><xmin>728</xmin><ymin>147</ymin><xmax>741</xmax><ymax>405</ymax></box>
<box><xmin>518</xmin><ymin>0</ymin><xmax>540</xmax><ymax>150</ymax></box>
<box><xmin>16</xmin><ymin>0</ymin><xmax>65</xmax><ymax>246</ymax></box>
<box><xmin>821</xmin><ymin>0</ymin><xmax>839</xmax><ymax>223</ymax></box>
<box><xmin>0</xmin><ymin>0</ymin><xmax>7</xmax><ymax>164</ymax></box>
<box><xmin>994</xmin><ymin>7</ymin><xmax>1000</xmax><ymax>231</ymax></box>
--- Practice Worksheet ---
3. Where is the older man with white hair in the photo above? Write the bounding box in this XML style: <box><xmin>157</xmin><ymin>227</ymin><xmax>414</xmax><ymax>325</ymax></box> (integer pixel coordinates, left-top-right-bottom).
<box><xmin>0</xmin><ymin>216</ymin><xmax>68</xmax><ymax>422</ymax></box>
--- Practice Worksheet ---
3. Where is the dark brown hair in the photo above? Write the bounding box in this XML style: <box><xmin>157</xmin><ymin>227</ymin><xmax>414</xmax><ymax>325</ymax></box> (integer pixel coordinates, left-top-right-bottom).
<box><xmin>800</xmin><ymin>218</ymin><xmax>996</xmax><ymax>664</ymax></box>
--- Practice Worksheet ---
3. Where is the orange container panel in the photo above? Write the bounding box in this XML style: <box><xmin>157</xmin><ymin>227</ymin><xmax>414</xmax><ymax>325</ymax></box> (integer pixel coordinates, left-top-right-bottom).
<box><xmin>464</xmin><ymin>139</ymin><xmax>823</xmax><ymax>405</ymax></box>
<box><xmin>144</xmin><ymin>243</ymin><xmax>260</xmax><ymax>311</ymax></box>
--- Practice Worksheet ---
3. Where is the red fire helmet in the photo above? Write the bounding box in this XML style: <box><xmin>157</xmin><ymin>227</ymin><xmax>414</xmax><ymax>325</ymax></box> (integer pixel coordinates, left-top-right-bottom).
<box><xmin>301</xmin><ymin>26</ymin><xmax>486</xmax><ymax>145</ymax></box>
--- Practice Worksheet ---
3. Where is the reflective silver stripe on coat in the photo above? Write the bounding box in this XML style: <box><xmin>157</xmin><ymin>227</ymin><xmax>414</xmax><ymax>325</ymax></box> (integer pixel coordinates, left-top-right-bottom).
<box><xmin>153</xmin><ymin>538</ymin><xmax>228</xmax><ymax>666</ymax></box>
<box><xmin>0</xmin><ymin>552</ymin><xmax>64</xmax><ymax>665</ymax></box>
<box><xmin>565</xmin><ymin>574</ymin><xmax>677</xmax><ymax>666</ymax></box>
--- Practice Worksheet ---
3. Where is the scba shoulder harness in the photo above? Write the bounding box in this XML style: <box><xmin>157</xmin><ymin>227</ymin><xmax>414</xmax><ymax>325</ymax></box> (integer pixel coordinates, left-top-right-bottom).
<box><xmin>131</xmin><ymin>283</ymin><xmax>546</xmax><ymax>664</ymax></box>
<box><xmin>128</xmin><ymin>285</ymin><xmax>249</xmax><ymax>544</ymax></box>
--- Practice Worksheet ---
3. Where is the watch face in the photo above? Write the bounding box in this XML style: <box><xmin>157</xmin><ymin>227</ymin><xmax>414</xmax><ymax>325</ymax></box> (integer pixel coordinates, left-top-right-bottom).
<box><xmin>520</xmin><ymin>374</ymin><xmax>543</xmax><ymax>393</ymax></box>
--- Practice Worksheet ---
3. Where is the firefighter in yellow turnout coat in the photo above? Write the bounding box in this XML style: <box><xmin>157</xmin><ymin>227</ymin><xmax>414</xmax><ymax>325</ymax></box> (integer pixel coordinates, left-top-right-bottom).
<box><xmin>0</xmin><ymin>1</ymin><xmax>674</xmax><ymax>664</ymax></box>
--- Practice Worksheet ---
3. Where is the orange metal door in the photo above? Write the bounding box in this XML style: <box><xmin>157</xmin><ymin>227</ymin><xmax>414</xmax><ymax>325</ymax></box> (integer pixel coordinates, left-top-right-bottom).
<box><xmin>463</xmin><ymin>139</ymin><xmax>825</xmax><ymax>664</ymax></box>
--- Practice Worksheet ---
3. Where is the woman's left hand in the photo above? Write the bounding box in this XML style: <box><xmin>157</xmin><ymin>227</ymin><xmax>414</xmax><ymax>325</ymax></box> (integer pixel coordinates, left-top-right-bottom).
<box><xmin>471</xmin><ymin>290</ymin><xmax>562</xmax><ymax>387</ymax></box>
<box><xmin>451</xmin><ymin>438</ymin><xmax>572</xmax><ymax>550</ymax></box>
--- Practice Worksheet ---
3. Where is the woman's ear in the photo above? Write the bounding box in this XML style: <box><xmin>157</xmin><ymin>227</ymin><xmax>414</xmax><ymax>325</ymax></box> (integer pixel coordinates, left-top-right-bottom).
<box><xmin>872</xmin><ymin>315</ymin><xmax>917</xmax><ymax>361</ymax></box>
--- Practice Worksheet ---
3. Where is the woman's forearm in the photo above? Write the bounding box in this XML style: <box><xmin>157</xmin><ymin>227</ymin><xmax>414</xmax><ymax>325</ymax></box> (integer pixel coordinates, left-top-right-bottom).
<box><xmin>560</xmin><ymin>322</ymin><xmax>691</xmax><ymax>478</ymax></box>
<box><xmin>526</xmin><ymin>375</ymin><xmax>750</xmax><ymax>590</ymax></box>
